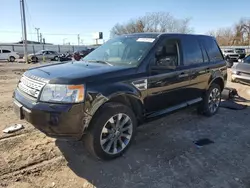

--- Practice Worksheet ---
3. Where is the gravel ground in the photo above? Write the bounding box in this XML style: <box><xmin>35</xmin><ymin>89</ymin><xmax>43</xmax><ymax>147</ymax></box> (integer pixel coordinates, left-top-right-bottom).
<box><xmin>0</xmin><ymin>62</ymin><xmax>250</xmax><ymax>188</ymax></box>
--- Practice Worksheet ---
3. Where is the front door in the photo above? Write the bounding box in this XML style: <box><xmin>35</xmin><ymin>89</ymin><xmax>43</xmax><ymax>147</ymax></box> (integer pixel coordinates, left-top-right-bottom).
<box><xmin>144</xmin><ymin>37</ymin><xmax>191</xmax><ymax>113</ymax></box>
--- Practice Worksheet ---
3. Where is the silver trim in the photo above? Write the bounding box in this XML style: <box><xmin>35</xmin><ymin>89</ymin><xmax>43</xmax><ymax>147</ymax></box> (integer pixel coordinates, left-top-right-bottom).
<box><xmin>132</xmin><ymin>79</ymin><xmax>148</xmax><ymax>90</ymax></box>
<box><xmin>18</xmin><ymin>75</ymin><xmax>46</xmax><ymax>98</ymax></box>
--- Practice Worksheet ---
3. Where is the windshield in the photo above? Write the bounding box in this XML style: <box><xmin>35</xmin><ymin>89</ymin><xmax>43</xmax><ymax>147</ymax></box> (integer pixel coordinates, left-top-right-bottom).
<box><xmin>244</xmin><ymin>55</ymin><xmax>250</xmax><ymax>63</ymax></box>
<box><xmin>83</xmin><ymin>36</ymin><xmax>155</xmax><ymax>66</ymax></box>
<box><xmin>35</xmin><ymin>50</ymin><xmax>44</xmax><ymax>55</ymax></box>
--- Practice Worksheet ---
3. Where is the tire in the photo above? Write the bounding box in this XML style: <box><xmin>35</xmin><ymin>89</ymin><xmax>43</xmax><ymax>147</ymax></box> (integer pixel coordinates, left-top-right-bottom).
<box><xmin>198</xmin><ymin>83</ymin><xmax>221</xmax><ymax>117</ymax></box>
<box><xmin>54</xmin><ymin>56</ymin><xmax>59</xmax><ymax>61</ymax></box>
<box><xmin>84</xmin><ymin>102</ymin><xmax>137</xmax><ymax>160</ymax></box>
<box><xmin>32</xmin><ymin>56</ymin><xmax>38</xmax><ymax>62</ymax></box>
<box><xmin>9</xmin><ymin>56</ymin><xmax>15</xmax><ymax>62</ymax></box>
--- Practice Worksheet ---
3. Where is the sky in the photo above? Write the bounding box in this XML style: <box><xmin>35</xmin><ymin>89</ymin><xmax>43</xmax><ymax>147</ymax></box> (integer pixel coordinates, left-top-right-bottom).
<box><xmin>0</xmin><ymin>0</ymin><xmax>249</xmax><ymax>45</ymax></box>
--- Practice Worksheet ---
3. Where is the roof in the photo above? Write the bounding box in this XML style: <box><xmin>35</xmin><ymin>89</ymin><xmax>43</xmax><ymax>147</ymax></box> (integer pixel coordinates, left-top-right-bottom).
<box><xmin>120</xmin><ymin>32</ymin><xmax>213</xmax><ymax>39</ymax></box>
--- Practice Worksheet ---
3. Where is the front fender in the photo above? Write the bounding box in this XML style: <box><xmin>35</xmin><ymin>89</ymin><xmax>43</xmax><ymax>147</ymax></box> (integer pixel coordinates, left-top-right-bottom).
<box><xmin>84</xmin><ymin>82</ymin><xmax>144</xmax><ymax>116</ymax></box>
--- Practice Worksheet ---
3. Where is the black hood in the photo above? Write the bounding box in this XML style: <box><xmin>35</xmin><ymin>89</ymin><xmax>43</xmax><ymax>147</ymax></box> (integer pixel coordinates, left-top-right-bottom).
<box><xmin>25</xmin><ymin>61</ymin><xmax>136</xmax><ymax>84</ymax></box>
<box><xmin>235</xmin><ymin>63</ymin><xmax>250</xmax><ymax>73</ymax></box>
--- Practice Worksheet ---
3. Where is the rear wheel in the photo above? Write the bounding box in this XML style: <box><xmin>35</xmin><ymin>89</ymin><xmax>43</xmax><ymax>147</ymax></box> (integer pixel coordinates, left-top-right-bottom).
<box><xmin>54</xmin><ymin>56</ymin><xmax>59</xmax><ymax>61</ymax></box>
<box><xmin>84</xmin><ymin>102</ymin><xmax>137</xmax><ymax>160</ymax></box>
<box><xmin>9</xmin><ymin>56</ymin><xmax>15</xmax><ymax>62</ymax></box>
<box><xmin>198</xmin><ymin>83</ymin><xmax>221</xmax><ymax>117</ymax></box>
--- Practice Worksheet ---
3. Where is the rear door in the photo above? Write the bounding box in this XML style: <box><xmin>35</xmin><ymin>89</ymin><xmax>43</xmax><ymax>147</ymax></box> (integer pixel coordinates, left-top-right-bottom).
<box><xmin>48</xmin><ymin>51</ymin><xmax>56</xmax><ymax>59</ymax></box>
<box><xmin>180</xmin><ymin>36</ymin><xmax>210</xmax><ymax>98</ymax></box>
<box><xmin>189</xmin><ymin>36</ymin><xmax>225</xmax><ymax>99</ymax></box>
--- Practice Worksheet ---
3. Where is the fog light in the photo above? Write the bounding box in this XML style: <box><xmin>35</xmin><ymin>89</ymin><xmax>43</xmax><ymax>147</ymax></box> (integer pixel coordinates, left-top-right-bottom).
<box><xmin>50</xmin><ymin>114</ymin><xmax>59</xmax><ymax>126</ymax></box>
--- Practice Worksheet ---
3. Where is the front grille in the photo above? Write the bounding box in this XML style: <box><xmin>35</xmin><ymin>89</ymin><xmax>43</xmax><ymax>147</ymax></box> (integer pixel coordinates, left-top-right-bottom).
<box><xmin>18</xmin><ymin>75</ymin><xmax>46</xmax><ymax>98</ymax></box>
<box><xmin>229</xmin><ymin>55</ymin><xmax>239</xmax><ymax>58</ymax></box>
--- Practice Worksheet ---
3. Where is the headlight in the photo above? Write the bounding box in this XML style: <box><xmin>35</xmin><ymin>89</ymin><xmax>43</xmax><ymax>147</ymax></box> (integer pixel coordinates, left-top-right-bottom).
<box><xmin>231</xmin><ymin>69</ymin><xmax>238</xmax><ymax>75</ymax></box>
<box><xmin>40</xmin><ymin>84</ymin><xmax>84</xmax><ymax>103</ymax></box>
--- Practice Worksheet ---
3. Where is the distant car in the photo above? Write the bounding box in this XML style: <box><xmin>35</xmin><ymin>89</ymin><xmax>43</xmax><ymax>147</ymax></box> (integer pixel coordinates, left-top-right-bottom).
<box><xmin>28</xmin><ymin>50</ymin><xmax>59</xmax><ymax>62</ymax></box>
<box><xmin>0</xmin><ymin>49</ymin><xmax>19</xmax><ymax>62</ymax></box>
<box><xmin>231</xmin><ymin>54</ymin><xmax>250</xmax><ymax>84</ymax></box>
<box><xmin>76</xmin><ymin>48</ymin><xmax>96</xmax><ymax>58</ymax></box>
<box><xmin>58</xmin><ymin>52</ymin><xmax>72</xmax><ymax>62</ymax></box>
<box><xmin>235</xmin><ymin>48</ymin><xmax>246</xmax><ymax>59</ymax></box>
<box><xmin>222</xmin><ymin>48</ymin><xmax>240</xmax><ymax>61</ymax></box>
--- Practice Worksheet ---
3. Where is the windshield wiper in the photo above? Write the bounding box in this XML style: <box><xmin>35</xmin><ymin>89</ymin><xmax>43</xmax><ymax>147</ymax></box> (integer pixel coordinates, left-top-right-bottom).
<box><xmin>85</xmin><ymin>60</ymin><xmax>113</xmax><ymax>66</ymax></box>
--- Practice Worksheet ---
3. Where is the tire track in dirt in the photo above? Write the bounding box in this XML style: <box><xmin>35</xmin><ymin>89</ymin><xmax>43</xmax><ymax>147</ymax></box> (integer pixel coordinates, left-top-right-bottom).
<box><xmin>0</xmin><ymin>156</ymin><xmax>65</xmax><ymax>184</ymax></box>
<box><xmin>0</xmin><ymin>131</ymin><xmax>62</xmax><ymax>177</ymax></box>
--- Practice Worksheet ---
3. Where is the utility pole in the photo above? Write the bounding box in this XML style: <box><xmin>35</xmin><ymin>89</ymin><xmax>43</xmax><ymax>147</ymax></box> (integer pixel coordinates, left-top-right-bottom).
<box><xmin>63</xmin><ymin>38</ymin><xmax>67</xmax><ymax>45</ymax></box>
<box><xmin>20</xmin><ymin>0</ymin><xmax>28</xmax><ymax>63</ymax></box>
<box><xmin>40</xmin><ymin>33</ymin><xmax>42</xmax><ymax>43</ymax></box>
<box><xmin>77</xmin><ymin>34</ymin><xmax>80</xmax><ymax>45</ymax></box>
<box><xmin>35</xmin><ymin>28</ymin><xmax>40</xmax><ymax>42</ymax></box>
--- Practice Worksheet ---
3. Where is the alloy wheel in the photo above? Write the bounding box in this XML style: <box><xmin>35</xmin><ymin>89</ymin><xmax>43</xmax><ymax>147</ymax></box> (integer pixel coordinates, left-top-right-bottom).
<box><xmin>100</xmin><ymin>113</ymin><xmax>133</xmax><ymax>155</ymax></box>
<box><xmin>208</xmin><ymin>88</ymin><xmax>221</xmax><ymax>113</ymax></box>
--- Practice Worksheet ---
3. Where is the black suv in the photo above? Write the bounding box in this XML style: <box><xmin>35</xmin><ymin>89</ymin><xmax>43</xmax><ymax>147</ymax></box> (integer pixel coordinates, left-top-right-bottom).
<box><xmin>13</xmin><ymin>33</ymin><xmax>227</xmax><ymax>160</ymax></box>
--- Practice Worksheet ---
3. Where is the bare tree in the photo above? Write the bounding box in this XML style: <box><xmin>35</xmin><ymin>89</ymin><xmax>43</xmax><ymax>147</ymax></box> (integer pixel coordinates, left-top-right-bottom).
<box><xmin>110</xmin><ymin>12</ymin><xmax>193</xmax><ymax>37</ymax></box>
<box><xmin>208</xmin><ymin>18</ymin><xmax>250</xmax><ymax>46</ymax></box>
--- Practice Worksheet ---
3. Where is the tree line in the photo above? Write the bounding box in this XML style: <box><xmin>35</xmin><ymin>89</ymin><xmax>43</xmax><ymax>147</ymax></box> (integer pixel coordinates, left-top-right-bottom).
<box><xmin>110</xmin><ymin>12</ymin><xmax>250</xmax><ymax>46</ymax></box>
<box><xmin>208</xmin><ymin>18</ymin><xmax>250</xmax><ymax>46</ymax></box>
<box><xmin>110</xmin><ymin>12</ymin><xmax>193</xmax><ymax>37</ymax></box>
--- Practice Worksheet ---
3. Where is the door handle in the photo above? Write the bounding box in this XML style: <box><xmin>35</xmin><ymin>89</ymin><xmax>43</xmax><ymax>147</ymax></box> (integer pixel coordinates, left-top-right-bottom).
<box><xmin>178</xmin><ymin>72</ymin><xmax>189</xmax><ymax>78</ymax></box>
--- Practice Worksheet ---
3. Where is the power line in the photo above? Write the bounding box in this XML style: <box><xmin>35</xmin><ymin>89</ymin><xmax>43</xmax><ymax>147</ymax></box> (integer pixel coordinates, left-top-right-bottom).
<box><xmin>35</xmin><ymin>28</ymin><xmax>40</xmax><ymax>42</ymax></box>
<box><xmin>0</xmin><ymin>30</ymin><xmax>93</xmax><ymax>36</ymax></box>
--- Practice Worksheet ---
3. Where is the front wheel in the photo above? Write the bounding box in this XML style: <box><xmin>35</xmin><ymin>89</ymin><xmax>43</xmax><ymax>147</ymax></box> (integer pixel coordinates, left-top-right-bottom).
<box><xmin>84</xmin><ymin>102</ymin><xmax>137</xmax><ymax>160</ymax></box>
<box><xmin>198</xmin><ymin>83</ymin><xmax>221</xmax><ymax>117</ymax></box>
<box><xmin>32</xmin><ymin>56</ymin><xmax>38</xmax><ymax>62</ymax></box>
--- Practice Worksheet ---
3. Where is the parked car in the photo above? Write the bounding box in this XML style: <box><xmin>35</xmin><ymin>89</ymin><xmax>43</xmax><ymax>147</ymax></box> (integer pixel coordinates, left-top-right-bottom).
<box><xmin>231</xmin><ymin>54</ymin><xmax>250</xmax><ymax>84</ymax></box>
<box><xmin>28</xmin><ymin>50</ymin><xmax>59</xmax><ymax>62</ymax></box>
<box><xmin>79</xmin><ymin>48</ymin><xmax>95</xmax><ymax>58</ymax></box>
<box><xmin>0</xmin><ymin>49</ymin><xmax>19</xmax><ymax>62</ymax></box>
<box><xmin>13</xmin><ymin>33</ymin><xmax>227</xmax><ymax>160</ymax></box>
<box><xmin>222</xmin><ymin>48</ymin><xmax>240</xmax><ymax>61</ymax></box>
<box><xmin>235</xmin><ymin>48</ymin><xmax>246</xmax><ymax>59</ymax></box>
<box><xmin>58</xmin><ymin>52</ymin><xmax>72</xmax><ymax>62</ymax></box>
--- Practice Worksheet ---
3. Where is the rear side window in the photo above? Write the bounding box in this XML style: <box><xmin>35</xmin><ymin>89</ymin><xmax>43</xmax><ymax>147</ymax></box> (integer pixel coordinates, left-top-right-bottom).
<box><xmin>2</xmin><ymin>50</ymin><xmax>11</xmax><ymax>53</ymax></box>
<box><xmin>201</xmin><ymin>37</ymin><xmax>224</xmax><ymax>62</ymax></box>
<box><xmin>200</xmin><ymin>44</ymin><xmax>209</xmax><ymax>63</ymax></box>
<box><xmin>182</xmin><ymin>37</ymin><xmax>203</xmax><ymax>66</ymax></box>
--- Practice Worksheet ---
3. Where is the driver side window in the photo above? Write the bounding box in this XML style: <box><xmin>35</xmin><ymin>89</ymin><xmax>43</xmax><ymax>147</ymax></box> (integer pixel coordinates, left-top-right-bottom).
<box><xmin>155</xmin><ymin>39</ymin><xmax>180</xmax><ymax>68</ymax></box>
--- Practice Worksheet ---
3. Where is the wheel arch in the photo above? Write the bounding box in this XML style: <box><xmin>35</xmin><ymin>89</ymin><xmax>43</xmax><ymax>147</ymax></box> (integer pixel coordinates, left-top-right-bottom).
<box><xmin>207</xmin><ymin>76</ymin><xmax>225</xmax><ymax>91</ymax></box>
<box><xmin>84</xmin><ymin>92</ymin><xmax>145</xmax><ymax>132</ymax></box>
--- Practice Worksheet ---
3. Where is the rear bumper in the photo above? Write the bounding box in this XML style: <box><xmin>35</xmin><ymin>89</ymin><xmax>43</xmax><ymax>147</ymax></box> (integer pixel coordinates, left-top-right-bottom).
<box><xmin>13</xmin><ymin>89</ymin><xmax>92</xmax><ymax>140</ymax></box>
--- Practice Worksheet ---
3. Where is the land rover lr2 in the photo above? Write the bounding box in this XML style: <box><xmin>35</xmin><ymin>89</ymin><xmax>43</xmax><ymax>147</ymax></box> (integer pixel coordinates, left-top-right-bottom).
<box><xmin>13</xmin><ymin>33</ymin><xmax>227</xmax><ymax>160</ymax></box>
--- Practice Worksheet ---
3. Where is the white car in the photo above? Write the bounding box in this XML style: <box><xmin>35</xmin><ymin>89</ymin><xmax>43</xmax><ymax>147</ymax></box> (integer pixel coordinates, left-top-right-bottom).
<box><xmin>0</xmin><ymin>49</ymin><xmax>20</xmax><ymax>62</ymax></box>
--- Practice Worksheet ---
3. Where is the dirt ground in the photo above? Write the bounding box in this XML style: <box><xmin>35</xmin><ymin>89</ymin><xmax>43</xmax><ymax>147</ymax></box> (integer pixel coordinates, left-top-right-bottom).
<box><xmin>1</xmin><ymin>62</ymin><xmax>250</xmax><ymax>188</ymax></box>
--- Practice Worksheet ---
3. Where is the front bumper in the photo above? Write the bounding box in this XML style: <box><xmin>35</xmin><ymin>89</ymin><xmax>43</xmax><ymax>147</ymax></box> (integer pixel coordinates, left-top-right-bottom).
<box><xmin>13</xmin><ymin>89</ymin><xmax>91</xmax><ymax>140</ymax></box>
<box><xmin>231</xmin><ymin>74</ymin><xmax>250</xmax><ymax>84</ymax></box>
